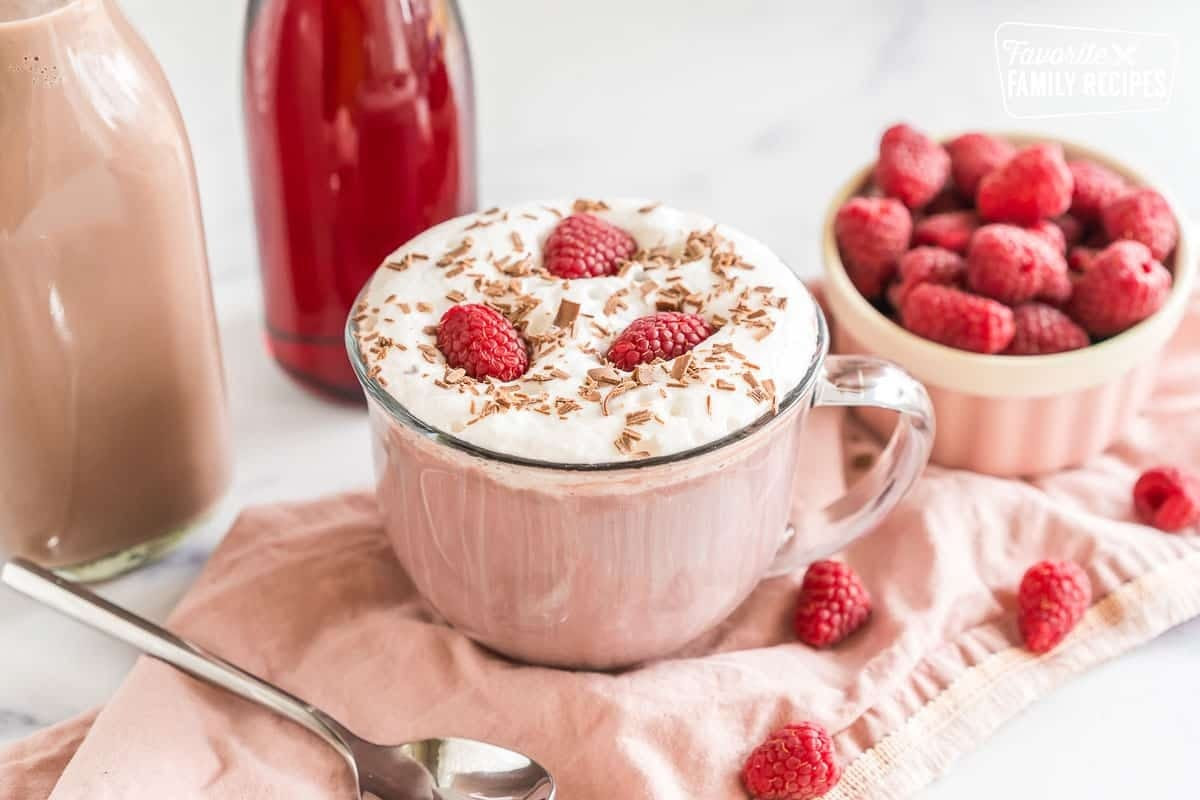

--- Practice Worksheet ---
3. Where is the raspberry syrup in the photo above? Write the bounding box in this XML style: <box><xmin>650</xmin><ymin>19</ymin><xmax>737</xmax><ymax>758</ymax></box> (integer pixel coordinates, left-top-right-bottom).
<box><xmin>243</xmin><ymin>0</ymin><xmax>476</xmax><ymax>399</ymax></box>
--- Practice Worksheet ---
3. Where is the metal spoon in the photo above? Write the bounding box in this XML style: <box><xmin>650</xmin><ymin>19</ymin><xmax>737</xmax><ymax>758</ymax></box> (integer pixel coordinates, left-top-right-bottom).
<box><xmin>2</xmin><ymin>558</ymin><xmax>555</xmax><ymax>800</ymax></box>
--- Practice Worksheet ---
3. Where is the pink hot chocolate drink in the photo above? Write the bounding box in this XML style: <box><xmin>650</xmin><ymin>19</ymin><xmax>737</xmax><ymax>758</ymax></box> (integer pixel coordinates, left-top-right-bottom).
<box><xmin>349</xmin><ymin>200</ymin><xmax>933</xmax><ymax>669</ymax></box>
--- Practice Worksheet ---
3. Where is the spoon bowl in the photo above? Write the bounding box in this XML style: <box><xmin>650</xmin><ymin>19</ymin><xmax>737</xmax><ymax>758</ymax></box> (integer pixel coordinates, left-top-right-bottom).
<box><xmin>1</xmin><ymin>558</ymin><xmax>555</xmax><ymax>800</ymax></box>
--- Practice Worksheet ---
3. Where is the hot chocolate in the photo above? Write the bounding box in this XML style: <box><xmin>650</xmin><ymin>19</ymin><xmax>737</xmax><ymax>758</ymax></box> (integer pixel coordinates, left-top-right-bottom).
<box><xmin>0</xmin><ymin>0</ymin><xmax>231</xmax><ymax>577</ymax></box>
<box><xmin>350</xmin><ymin>199</ymin><xmax>934</xmax><ymax>668</ymax></box>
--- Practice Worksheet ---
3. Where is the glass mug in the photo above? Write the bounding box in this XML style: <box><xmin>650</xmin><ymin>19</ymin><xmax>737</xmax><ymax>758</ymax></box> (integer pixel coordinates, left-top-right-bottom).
<box><xmin>349</xmin><ymin>293</ymin><xmax>934</xmax><ymax>670</ymax></box>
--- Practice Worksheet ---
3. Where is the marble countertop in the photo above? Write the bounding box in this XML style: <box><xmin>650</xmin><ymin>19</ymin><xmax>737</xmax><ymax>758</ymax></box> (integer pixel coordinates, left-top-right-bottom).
<box><xmin>2</xmin><ymin>1</ymin><xmax>1198</xmax><ymax>796</ymax></box>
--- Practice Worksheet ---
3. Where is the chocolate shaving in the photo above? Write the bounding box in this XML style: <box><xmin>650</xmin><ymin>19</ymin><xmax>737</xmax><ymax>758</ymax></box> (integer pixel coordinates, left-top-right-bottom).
<box><xmin>625</xmin><ymin>410</ymin><xmax>653</xmax><ymax>426</ymax></box>
<box><xmin>554</xmin><ymin>299</ymin><xmax>581</xmax><ymax>329</ymax></box>
<box><xmin>573</xmin><ymin>198</ymin><xmax>610</xmax><ymax>213</ymax></box>
<box><xmin>670</xmin><ymin>352</ymin><xmax>693</xmax><ymax>381</ymax></box>
<box><xmin>604</xmin><ymin>290</ymin><xmax>629</xmax><ymax>316</ymax></box>
<box><xmin>417</xmin><ymin>344</ymin><xmax>440</xmax><ymax>364</ymax></box>
<box><xmin>588</xmin><ymin>366</ymin><xmax>622</xmax><ymax>385</ymax></box>
<box><xmin>554</xmin><ymin>397</ymin><xmax>582</xmax><ymax>417</ymax></box>
<box><xmin>385</xmin><ymin>254</ymin><xmax>413</xmax><ymax>271</ymax></box>
<box><xmin>601</xmin><ymin>382</ymin><xmax>631</xmax><ymax>415</ymax></box>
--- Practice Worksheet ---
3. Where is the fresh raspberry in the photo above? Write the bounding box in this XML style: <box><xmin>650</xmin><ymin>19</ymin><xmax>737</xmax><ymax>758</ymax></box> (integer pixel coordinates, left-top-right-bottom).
<box><xmin>1068</xmin><ymin>246</ymin><xmax>1099</xmax><ymax>272</ymax></box>
<box><xmin>436</xmin><ymin>304</ymin><xmax>529</xmax><ymax>381</ymax></box>
<box><xmin>543</xmin><ymin>213</ymin><xmax>637</xmax><ymax>279</ymax></box>
<box><xmin>1036</xmin><ymin>266</ymin><xmax>1074</xmax><ymax>306</ymax></box>
<box><xmin>946</xmin><ymin>132</ymin><xmax>1016</xmax><ymax>198</ymax></box>
<box><xmin>977</xmin><ymin>143</ymin><xmax>1074</xmax><ymax>225</ymax></box>
<box><xmin>887</xmin><ymin>246</ymin><xmax>965</xmax><ymax>309</ymax></box>
<box><xmin>741</xmin><ymin>723</ymin><xmax>840</xmax><ymax>800</ymax></box>
<box><xmin>966</xmin><ymin>224</ymin><xmax>1068</xmax><ymax>305</ymax></box>
<box><xmin>913</xmin><ymin>211</ymin><xmax>979</xmax><ymax>255</ymax></box>
<box><xmin>875</xmin><ymin>123</ymin><xmax>951</xmax><ymax>209</ymax></box>
<box><xmin>1026</xmin><ymin>219</ymin><xmax>1066</xmax><ymax>254</ymax></box>
<box><xmin>1133</xmin><ymin>466</ymin><xmax>1200</xmax><ymax>532</ymax></box>
<box><xmin>1018</xmin><ymin>561</ymin><xmax>1091</xmax><ymax>653</ymax></box>
<box><xmin>1004</xmin><ymin>303</ymin><xmax>1090</xmax><ymax>355</ymax></box>
<box><xmin>1101</xmin><ymin>189</ymin><xmax>1178</xmax><ymax>261</ymax></box>
<box><xmin>793</xmin><ymin>560</ymin><xmax>872</xmax><ymax>648</ymax></box>
<box><xmin>1068</xmin><ymin>240</ymin><xmax>1172</xmax><ymax>337</ymax></box>
<box><xmin>607</xmin><ymin>312</ymin><xmax>713</xmax><ymax>370</ymax></box>
<box><xmin>834</xmin><ymin>197</ymin><xmax>913</xmax><ymax>300</ymax></box>
<box><xmin>1052</xmin><ymin>214</ymin><xmax>1086</xmax><ymax>249</ymax></box>
<box><xmin>901</xmin><ymin>283</ymin><xmax>1015</xmax><ymax>354</ymax></box>
<box><xmin>1068</xmin><ymin>160</ymin><xmax>1129</xmax><ymax>222</ymax></box>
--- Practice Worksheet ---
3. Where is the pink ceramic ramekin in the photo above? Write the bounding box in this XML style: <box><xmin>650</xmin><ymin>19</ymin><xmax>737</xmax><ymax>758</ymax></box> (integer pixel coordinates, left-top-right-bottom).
<box><xmin>823</xmin><ymin>133</ymin><xmax>1195</xmax><ymax>477</ymax></box>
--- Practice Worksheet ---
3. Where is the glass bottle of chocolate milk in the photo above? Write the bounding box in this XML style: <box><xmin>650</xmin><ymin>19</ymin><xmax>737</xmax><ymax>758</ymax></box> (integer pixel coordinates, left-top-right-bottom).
<box><xmin>0</xmin><ymin>0</ymin><xmax>231</xmax><ymax>580</ymax></box>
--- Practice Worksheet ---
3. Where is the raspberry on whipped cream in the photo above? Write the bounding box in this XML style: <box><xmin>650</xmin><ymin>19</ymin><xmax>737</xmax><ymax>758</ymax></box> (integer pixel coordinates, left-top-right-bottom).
<box><xmin>352</xmin><ymin>198</ymin><xmax>818</xmax><ymax>463</ymax></box>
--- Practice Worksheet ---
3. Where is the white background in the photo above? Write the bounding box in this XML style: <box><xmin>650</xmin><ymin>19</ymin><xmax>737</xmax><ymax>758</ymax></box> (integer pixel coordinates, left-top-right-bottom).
<box><xmin>1</xmin><ymin>1</ymin><xmax>1198</xmax><ymax>798</ymax></box>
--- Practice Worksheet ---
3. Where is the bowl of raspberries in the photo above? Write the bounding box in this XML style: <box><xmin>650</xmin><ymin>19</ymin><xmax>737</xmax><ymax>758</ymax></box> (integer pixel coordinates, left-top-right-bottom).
<box><xmin>823</xmin><ymin>125</ymin><xmax>1194</xmax><ymax>476</ymax></box>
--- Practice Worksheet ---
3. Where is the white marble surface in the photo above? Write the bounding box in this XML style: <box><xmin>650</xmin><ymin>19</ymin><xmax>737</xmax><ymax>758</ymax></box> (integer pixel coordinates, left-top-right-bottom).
<box><xmin>2</xmin><ymin>0</ymin><xmax>1199</xmax><ymax>796</ymax></box>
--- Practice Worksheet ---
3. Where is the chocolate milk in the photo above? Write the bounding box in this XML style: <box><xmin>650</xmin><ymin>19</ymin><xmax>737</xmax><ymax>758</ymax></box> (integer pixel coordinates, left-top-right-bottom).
<box><xmin>0</xmin><ymin>0</ymin><xmax>231</xmax><ymax>576</ymax></box>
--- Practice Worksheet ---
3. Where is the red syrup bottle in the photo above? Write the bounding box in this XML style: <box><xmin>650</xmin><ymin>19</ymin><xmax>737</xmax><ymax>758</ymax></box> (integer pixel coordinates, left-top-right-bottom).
<box><xmin>243</xmin><ymin>0</ymin><xmax>476</xmax><ymax>400</ymax></box>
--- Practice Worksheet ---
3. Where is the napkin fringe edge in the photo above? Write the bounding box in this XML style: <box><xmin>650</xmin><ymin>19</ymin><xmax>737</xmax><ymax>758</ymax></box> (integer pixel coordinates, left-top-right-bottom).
<box><xmin>825</xmin><ymin>548</ymin><xmax>1200</xmax><ymax>799</ymax></box>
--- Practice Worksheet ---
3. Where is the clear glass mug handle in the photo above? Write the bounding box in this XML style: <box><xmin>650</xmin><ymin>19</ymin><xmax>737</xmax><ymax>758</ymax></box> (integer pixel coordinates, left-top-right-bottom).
<box><xmin>768</xmin><ymin>355</ymin><xmax>935</xmax><ymax>576</ymax></box>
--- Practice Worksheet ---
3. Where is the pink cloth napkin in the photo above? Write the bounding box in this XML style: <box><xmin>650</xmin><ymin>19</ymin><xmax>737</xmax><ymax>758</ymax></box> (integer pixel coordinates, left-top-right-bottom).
<box><xmin>0</xmin><ymin>711</ymin><xmax>94</xmax><ymax>800</ymax></box>
<box><xmin>7</xmin><ymin>294</ymin><xmax>1200</xmax><ymax>799</ymax></box>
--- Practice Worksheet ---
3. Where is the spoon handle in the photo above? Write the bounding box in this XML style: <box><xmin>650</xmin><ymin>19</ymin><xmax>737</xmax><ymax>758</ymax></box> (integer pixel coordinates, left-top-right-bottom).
<box><xmin>1</xmin><ymin>557</ymin><xmax>353</xmax><ymax>763</ymax></box>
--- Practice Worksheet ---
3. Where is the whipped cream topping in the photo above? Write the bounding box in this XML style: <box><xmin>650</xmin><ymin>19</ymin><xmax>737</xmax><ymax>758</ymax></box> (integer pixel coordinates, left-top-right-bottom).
<box><xmin>352</xmin><ymin>198</ymin><xmax>819</xmax><ymax>463</ymax></box>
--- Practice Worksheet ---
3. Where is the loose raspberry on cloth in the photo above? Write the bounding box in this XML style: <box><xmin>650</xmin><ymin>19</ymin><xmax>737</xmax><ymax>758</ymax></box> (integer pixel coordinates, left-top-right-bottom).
<box><xmin>7</xmin><ymin>293</ymin><xmax>1200</xmax><ymax>800</ymax></box>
